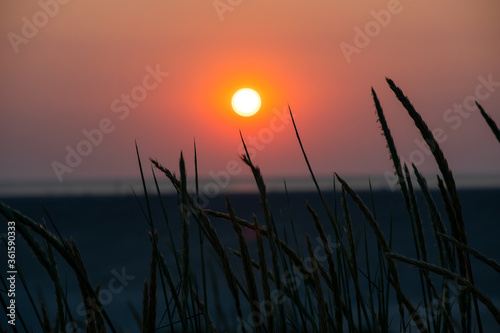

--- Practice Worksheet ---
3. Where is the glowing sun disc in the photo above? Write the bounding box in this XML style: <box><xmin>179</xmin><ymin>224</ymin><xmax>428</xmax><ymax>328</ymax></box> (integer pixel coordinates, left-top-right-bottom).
<box><xmin>232</xmin><ymin>88</ymin><xmax>261</xmax><ymax>117</ymax></box>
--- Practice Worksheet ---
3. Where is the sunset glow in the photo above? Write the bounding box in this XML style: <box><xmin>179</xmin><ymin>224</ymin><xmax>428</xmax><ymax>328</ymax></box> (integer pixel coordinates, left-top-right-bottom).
<box><xmin>2</xmin><ymin>3</ymin><xmax>500</xmax><ymax>329</ymax></box>
<box><xmin>1</xmin><ymin>1</ymin><xmax>499</xmax><ymax>184</ymax></box>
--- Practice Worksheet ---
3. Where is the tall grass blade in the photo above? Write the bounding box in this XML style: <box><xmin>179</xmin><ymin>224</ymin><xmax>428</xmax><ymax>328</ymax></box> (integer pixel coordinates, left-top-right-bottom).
<box><xmin>135</xmin><ymin>141</ymin><xmax>154</xmax><ymax>229</ymax></box>
<box><xmin>151</xmin><ymin>168</ymin><xmax>181</xmax><ymax>274</ymax></box>
<box><xmin>41</xmin><ymin>301</ymin><xmax>51</xmax><ymax>333</ymax></box>
<box><xmin>190</xmin><ymin>283</ymin><xmax>218</xmax><ymax>333</ymax></box>
<box><xmin>194</xmin><ymin>139</ymin><xmax>210</xmax><ymax>333</ymax></box>
<box><xmin>227</xmin><ymin>197</ymin><xmax>262</xmax><ymax>332</ymax></box>
<box><xmin>239</xmin><ymin>131</ymin><xmax>285</xmax><ymax>330</ymax></box>
<box><xmin>305</xmin><ymin>234</ymin><xmax>333</xmax><ymax>333</ymax></box>
<box><xmin>142</xmin><ymin>280</ymin><xmax>150</xmax><ymax>333</ymax></box>
<box><xmin>387</xmin><ymin>78</ymin><xmax>482</xmax><ymax>331</ymax></box>
<box><xmin>155</xmin><ymin>242</ymin><xmax>187</xmax><ymax>331</ymax></box>
<box><xmin>253</xmin><ymin>215</ymin><xmax>275</xmax><ymax>333</ymax></box>
<box><xmin>306</xmin><ymin>202</ymin><xmax>349</xmax><ymax>331</ymax></box>
<box><xmin>284</xmin><ymin>180</ymin><xmax>301</xmax><ymax>252</ymax></box>
<box><xmin>336</xmin><ymin>174</ymin><xmax>428</xmax><ymax>332</ymax></box>
<box><xmin>341</xmin><ymin>187</ymin><xmax>364</xmax><ymax>331</ymax></box>
<box><xmin>179</xmin><ymin>152</ymin><xmax>192</xmax><ymax>327</ymax></box>
<box><xmin>288</xmin><ymin>107</ymin><xmax>340</xmax><ymax>236</ymax></box>
<box><xmin>412</xmin><ymin>164</ymin><xmax>453</xmax><ymax>268</ymax></box>
<box><xmin>147</xmin><ymin>231</ymin><xmax>158</xmax><ymax>332</ymax></box>
<box><xmin>289</xmin><ymin>106</ymin><xmax>372</xmax><ymax>328</ymax></box>
<box><xmin>372</xmin><ymin>88</ymin><xmax>410</xmax><ymax>202</ymax></box>
<box><xmin>150</xmin><ymin>169</ymin><xmax>179</xmax><ymax>333</ymax></box>
<box><xmin>385</xmin><ymin>78</ymin><xmax>464</xmax><ymax>229</ymax></box>
<box><xmin>476</xmin><ymin>101</ymin><xmax>500</xmax><ymax>143</ymax></box>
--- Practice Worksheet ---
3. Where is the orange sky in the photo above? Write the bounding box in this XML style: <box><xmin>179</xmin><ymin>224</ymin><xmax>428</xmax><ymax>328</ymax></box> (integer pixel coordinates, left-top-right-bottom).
<box><xmin>1</xmin><ymin>1</ymin><xmax>500</xmax><ymax>189</ymax></box>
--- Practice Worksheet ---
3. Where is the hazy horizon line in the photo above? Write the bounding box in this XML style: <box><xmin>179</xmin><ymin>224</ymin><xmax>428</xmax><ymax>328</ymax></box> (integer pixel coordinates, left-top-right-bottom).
<box><xmin>1</xmin><ymin>174</ymin><xmax>500</xmax><ymax>197</ymax></box>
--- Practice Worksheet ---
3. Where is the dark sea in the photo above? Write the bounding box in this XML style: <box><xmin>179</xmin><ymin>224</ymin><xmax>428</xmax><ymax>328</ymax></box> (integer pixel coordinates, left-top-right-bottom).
<box><xmin>1</xmin><ymin>188</ymin><xmax>500</xmax><ymax>332</ymax></box>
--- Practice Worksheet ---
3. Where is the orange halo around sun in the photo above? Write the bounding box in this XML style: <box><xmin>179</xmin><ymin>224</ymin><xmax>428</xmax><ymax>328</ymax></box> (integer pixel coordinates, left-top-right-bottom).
<box><xmin>232</xmin><ymin>88</ymin><xmax>261</xmax><ymax>117</ymax></box>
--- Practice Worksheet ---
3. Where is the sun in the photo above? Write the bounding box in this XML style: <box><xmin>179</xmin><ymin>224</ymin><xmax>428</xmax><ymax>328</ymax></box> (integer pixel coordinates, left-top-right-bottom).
<box><xmin>232</xmin><ymin>88</ymin><xmax>261</xmax><ymax>117</ymax></box>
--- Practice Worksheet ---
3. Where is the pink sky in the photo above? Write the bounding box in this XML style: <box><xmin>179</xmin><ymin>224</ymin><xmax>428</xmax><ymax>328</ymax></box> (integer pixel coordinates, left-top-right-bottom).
<box><xmin>1</xmin><ymin>1</ymin><xmax>500</xmax><ymax>190</ymax></box>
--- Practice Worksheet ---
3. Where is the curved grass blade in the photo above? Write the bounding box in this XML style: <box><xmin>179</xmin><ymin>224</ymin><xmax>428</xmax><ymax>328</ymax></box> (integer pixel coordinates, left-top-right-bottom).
<box><xmin>387</xmin><ymin>253</ymin><xmax>500</xmax><ymax>326</ymax></box>
<box><xmin>476</xmin><ymin>101</ymin><xmax>500</xmax><ymax>143</ymax></box>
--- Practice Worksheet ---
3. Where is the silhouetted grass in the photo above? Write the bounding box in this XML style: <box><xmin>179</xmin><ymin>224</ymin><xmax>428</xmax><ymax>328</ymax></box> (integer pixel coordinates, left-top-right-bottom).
<box><xmin>1</xmin><ymin>79</ymin><xmax>499</xmax><ymax>332</ymax></box>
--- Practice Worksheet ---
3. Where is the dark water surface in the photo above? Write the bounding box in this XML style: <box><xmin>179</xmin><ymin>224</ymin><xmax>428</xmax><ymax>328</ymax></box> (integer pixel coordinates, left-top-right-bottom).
<box><xmin>1</xmin><ymin>189</ymin><xmax>499</xmax><ymax>331</ymax></box>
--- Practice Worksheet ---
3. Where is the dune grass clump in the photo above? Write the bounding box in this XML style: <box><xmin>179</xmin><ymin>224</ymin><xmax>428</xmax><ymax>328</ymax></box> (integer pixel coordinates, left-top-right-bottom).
<box><xmin>1</xmin><ymin>78</ymin><xmax>500</xmax><ymax>332</ymax></box>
